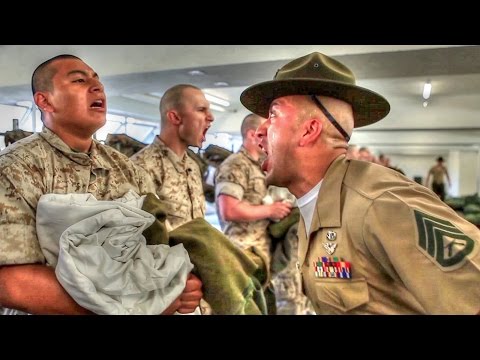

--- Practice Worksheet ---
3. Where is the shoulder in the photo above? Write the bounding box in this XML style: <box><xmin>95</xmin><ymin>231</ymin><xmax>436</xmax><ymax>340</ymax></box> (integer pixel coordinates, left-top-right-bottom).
<box><xmin>343</xmin><ymin>160</ymin><xmax>414</xmax><ymax>200</ymax></box>
<box><xmin>0</xmin><ymin>133</ymin><xmax>47</xmax><ymax>169</ymax></box>
<box><xmin>219</xmin><ymin>152</ymin><xmax>247</xmax><ymax>169</ymax></box>
<box><xmin>130</xmin><ymin>143</ymin><xmax>165</xmax><ymax>167</ymax></box>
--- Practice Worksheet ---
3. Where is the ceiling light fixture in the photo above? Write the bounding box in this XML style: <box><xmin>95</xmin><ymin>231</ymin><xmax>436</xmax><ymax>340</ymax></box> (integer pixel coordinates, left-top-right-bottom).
<box><xmin>188</xmin><ymin>70</ymin><xmax>206</xmax><ymax>76</ymax></box>
<box><xmin>423</xmin><ymin>101</ymin><xmax>428</xmax><ymax>108</ymax></box>
<box><xmin>423</xmin><ymin>80</ymin><xmax>432</xmax><ymax>100</ymax></box>
<box><xmin>213</xmin><ymin>81</ymin><xmax>229</xmax><ymax>87</ymax></box>
<box><xmin>204</xmin><ymin>93</ymin><xmax>230</xmax><ymax>107</ymax></box>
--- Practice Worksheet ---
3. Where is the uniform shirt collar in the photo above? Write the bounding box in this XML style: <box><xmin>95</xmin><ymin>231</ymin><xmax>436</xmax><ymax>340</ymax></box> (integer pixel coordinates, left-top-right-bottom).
<box><xmin>297</xmin><ymin>155</ymin><xmax>348</xmax><ymax>268</ymax></box>
<box><xmin>309</xmin><ymin>155</ymin><xmax>349</xmax><ymax>233</ymax></box>
<box><xmin>154</xmin><ymin>136</ymin><xmax>189</xmax><ymax>173</ymax></box>
<box><xmin>239</xmin><ymin>146</ymin><xmax>262</xmax><ymax>168</ymax></box>
<box><xmin>39</xmin><ymin>126</ymin><xmax>111</xmax><ymax>170</ymax></box>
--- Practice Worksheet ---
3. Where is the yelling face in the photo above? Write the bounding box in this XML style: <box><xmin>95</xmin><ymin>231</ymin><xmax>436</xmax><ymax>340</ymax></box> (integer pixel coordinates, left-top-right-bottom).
<box><xmin>44</xmin><ymin>58</ymin><xmax>106</xmax><ymax>137</ymax></box>
<box><xmin>255</xmin><ymin>95</ymin><xmax>302</xmax><ymax>188</ymax></box>
<box><xmin>177</xmin><ymin>87</ymin><xmax>214</xmax><ymax>148</ymax></box>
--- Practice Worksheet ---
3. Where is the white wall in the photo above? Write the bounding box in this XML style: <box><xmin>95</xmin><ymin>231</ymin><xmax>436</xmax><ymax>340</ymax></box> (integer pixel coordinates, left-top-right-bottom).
<box><xmin>387</xmin><ymin>154</ymin><xmax>436</xmax><ymax>184</ymax></box>
<box><xmin>374</xmin><ymin>151</ymin><xmax>479</xmax><ymax>197</ymax></box>
<box><xmin>449</xmin><ymin>150</ymin><xmax>479</xmax><ymax>197</ymax></box>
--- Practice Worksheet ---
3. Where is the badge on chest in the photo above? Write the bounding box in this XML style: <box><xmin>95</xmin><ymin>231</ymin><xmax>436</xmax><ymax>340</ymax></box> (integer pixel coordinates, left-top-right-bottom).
<box><xmin>323</xmin><ymin>230</ymin><xmax>337</xmax><ymax>255</ymax></box>
<box><xmin>313</xmin><ymin>256</ymin><xmax>352</xmax><ymax>279</ymax></box>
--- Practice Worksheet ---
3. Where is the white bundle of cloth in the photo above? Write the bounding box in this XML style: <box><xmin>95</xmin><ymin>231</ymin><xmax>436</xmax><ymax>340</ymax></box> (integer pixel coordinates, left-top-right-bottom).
<box><xmin>36</xmin><ymin>190</ymin><xmax>193</xmax><ymax>315</ymax></box>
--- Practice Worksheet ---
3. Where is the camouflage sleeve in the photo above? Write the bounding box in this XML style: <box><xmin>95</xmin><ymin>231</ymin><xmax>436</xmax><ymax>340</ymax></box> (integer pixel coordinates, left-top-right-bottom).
<box><xmin>215</xmin><ymin>160</ymin><xmax>248</xmax><ymax>201</ymax></box>
<box><xmin>0</xmin><ymin>161</ymin><xmax>44</xmax><ymax>265</ymax></box>
<box><xmin>132</xmin><ymin>162</ymin><xmax>157</xmax><ymax>195</ymax></box>
<box><xmin>364</xmin><ymin>189</ymin><xmax>480</xmax><ymax>314</ymax></box>
<box><xmin>131</xmin><ymin>149</ymin><xmax>165</xmax><ymax>193</ymax></box>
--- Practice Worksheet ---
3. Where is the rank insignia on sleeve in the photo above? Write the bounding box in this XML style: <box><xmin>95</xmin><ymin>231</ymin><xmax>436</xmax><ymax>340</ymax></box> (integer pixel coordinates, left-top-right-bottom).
<box><xmin>414</xmin><ymin>209</ymin><xmax>477</xmax><ymax>270</ymax></box>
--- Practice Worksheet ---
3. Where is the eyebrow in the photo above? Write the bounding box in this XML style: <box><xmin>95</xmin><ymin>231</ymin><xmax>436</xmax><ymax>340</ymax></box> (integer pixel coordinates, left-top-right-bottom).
<box><xmin>67</xmin><ymin>70</ymin><xmax>100</xmax><ymax>79</ymax></box>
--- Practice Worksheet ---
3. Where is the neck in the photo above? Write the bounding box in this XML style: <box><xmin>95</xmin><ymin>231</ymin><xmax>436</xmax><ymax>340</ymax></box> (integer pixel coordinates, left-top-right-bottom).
<box><xmin>243</xmin><ymin>141</ymin><xmax>260</xmax><ymax>161</ymax></box>
<box><xmin>46</xmin><ymin>125</ymin><xmax>93</xmax><ymax>153</ymax></box>
<box><xmin>290</xmin><ymin>148</ymin><xmax>344</xmax><ymax>198</ymax></box>
<box><xmin>159</xmin><ymin>131</ymin><xmax>186</xmax><ymax>157</ymax></box>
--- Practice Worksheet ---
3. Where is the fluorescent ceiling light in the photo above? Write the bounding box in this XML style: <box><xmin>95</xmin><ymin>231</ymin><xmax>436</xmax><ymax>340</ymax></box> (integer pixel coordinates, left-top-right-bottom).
<box><xmin>214</xmin><ymin>81</ymin><xmax>229</xmax><ymax>87</ymax></box>
<box><xmin>423</xmin><ymin>81</ymin><xmax>432</xmax><ymax>100</ymax></box>
<box><xmin>204</xmin><ymin>93</ymin><xmax>230</xmax><ymax>107</ymax></box>
<box><xmin>149</xmin><ymin>92</ymin><xmax>163</xmax><ymax>98</ymax></box>
<box><xmin>210</xmin><ymin>104</ymin><xmax>226</xmax><ymax>112</ymax></box>
<box><xmin>188</xmin><ymin>70</ymin><xmax>205</xmax><ymax>76</ymax></box>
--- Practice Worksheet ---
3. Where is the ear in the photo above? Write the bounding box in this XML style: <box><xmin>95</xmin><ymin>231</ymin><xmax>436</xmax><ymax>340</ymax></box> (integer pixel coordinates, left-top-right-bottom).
<box><xmin>166</xmin><ymin>110</ymin><xmax>181</xmax><ymax>125</ymax></box>
<box><xmin>247</xmin><ymin>128</ymin><xmax>257</xmax><ymax>141</ymax></box>
<box><xmin>34</xmin><ymin>92</ymin><xmax>51</xmax><ymax>113</ymax></box>
<box><xmin>299</xmin><ymin>118</ymin><xmax>322</xmax><ymax>146</ymax></box>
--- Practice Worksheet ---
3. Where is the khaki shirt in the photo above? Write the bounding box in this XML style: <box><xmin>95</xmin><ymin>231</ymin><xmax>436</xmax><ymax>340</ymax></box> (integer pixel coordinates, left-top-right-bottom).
<box><xmin>131</xmin><ymin>136</ymin><xmax>205</xmax><ymax>230</ymax></box>
<box><xmin>0</xmin><ymin>127</ymin><xmax>156</xmax><ymax>266</ymax></box>
<box><xmin>299</xmin><ymin>155</ymin><xmax>480</xmax><ymax>314</ymax></box>
<box><xmin>215</xmin><ymin>146</ymin><xmax>270</xmax><ymax>260</ymax></box>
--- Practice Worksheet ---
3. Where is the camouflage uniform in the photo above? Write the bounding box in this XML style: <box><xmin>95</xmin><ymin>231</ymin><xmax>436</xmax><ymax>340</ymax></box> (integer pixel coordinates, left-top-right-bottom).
<box><xmin>0</xmin><ymin>127</ymin><xmax>156</xmax><ymax>314</ymax></box>
<box><xmin>271</xmin><ymin>223</ymin><xmax>316</xmax><ymax>315</ymax></box>
<box><xmin>266</xmin><ymin>186</ymin><xmax>315</xmax><ymax>315</ymax></box>
<box><xmin>132</xmin><ymin>137</ymin><xmax>209</xmax><ymax>314</ymax></box>
<box><xmin>215</xmin><ymin>146</ymin><xmax>271</xmax><ymax>262</ymax></box>
<box><xmin>131</xmin><ymin>136</ymin><xmax>205</xmax><ymax>230</ymax></box>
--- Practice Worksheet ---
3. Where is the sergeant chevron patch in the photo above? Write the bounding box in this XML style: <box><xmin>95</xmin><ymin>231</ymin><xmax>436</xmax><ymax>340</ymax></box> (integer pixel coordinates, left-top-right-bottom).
<box><xmin>414</xmin><ymin>209</ymin><xmax>476</xmax><ymax>270</ymax></box>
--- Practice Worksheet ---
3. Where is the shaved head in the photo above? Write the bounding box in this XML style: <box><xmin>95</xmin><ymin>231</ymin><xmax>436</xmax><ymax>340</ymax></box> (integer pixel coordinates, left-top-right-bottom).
<box><xmin>160</xmin><ymin>84</ymin><xmax>201</xmax><ymax>126</ymax></box>
<box><xmin>31</xmin><ymin>54</ymin><xmax>81</xmax><ymax>95</ymax></box>
<box><xmin>317</xmin><ymin>96</ymin><xmax>354</xmax><ymax>142</ymax></box>
<box><xmin>241</xmin><ymin>113</ymin><xmax>264</xmax><ymax>140</ymax></box>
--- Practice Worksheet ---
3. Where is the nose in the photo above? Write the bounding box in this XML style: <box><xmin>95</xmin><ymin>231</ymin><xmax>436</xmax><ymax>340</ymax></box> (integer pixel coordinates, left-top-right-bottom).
<box><xmin>91</xmin><ymin>78</ymin><xmax>104</xmax><ymax>92</ymax></box>
<box><xmin>207</xmin><ymin>109</ymin><xmax>214</xmax><ymax>123</ymax></box>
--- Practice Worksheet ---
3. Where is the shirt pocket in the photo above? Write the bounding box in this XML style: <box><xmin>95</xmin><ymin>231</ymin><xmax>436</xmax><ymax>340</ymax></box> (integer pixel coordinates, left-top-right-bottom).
<box><xmin>314</xmin><ymin>278</ymin><xmax>369</xmax><ymax>313</ymax></box>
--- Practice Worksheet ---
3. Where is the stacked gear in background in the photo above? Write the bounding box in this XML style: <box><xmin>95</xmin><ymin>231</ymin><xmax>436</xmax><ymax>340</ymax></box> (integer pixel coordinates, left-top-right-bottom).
<box><xmin>3</xmin><ymin>129</ymin><xmax>34</xmax><ymax>146</ymax></box>
<box><xmin>445</xmin><ymin>194</ymin><xmax>480</xmax><ymax>227</ymax></box>
<box><xmin>202</xmin><ymin>144</ymin><xmax>233</xmax><ymax>202</ymax></box>
<box><xmin>104</xmin><ymin>133</ymin><xmax>148</xmax><ymax>157</ymax></box>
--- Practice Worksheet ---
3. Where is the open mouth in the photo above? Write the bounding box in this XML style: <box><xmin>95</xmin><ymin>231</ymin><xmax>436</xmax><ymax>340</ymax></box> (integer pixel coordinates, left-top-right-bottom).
<box><xmin>202</xmin><ymin>126</ymin><xmax>210</xmax><ymax>141</ymax></box>
<box><xmin>90</xmin><ymin>98</ymin><xmax>105</xmax><ymax>110</ymax></box>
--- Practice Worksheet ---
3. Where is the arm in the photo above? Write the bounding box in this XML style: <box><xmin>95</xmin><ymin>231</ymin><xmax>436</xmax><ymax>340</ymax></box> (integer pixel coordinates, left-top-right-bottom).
<box><xmin>217</xmin><ymin>194</ymin><xmax>292</xmax><ymax>222</ymax></box>
<box><xmin>444</xmin><ymin>167</ymin><xmax>451</xmax><ymax>186</ymax></box>
<box><xmin>364</xmin><ymin>189</ymin><xmax>480</xmax><ymax>314</ymax></box>
<box><xmin>0</xmin><ymin>264</ymin><xmax>91</xmax><ymax>315</ymax></box>
<box><xmin>425</xmin><ymin>169</ymin><xmax>432</xmax><ymax>188</ymax></box>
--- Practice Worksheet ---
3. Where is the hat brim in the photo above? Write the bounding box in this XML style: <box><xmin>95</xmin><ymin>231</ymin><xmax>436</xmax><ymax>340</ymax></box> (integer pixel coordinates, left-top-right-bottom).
<box><xmin>240</xmin><ymin>79</ymin><xmax>390</xmax><ymax>128</ymax></box>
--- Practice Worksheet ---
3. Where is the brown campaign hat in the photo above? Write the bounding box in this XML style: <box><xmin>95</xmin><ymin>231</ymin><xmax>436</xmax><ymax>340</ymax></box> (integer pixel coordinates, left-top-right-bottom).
<box><xmin>240</xmin><ymin>52</ymin><xmax>390</xmax><ymax>128</ymax></box>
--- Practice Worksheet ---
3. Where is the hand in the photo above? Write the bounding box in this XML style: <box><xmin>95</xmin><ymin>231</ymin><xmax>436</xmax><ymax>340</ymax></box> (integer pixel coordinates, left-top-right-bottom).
<box><xmin>161</xmin><ymin>297</ymin><xmax>181</xmax><ymax>315</ymax></box>
<box><xmin>177</xmin><ymin>273</ymin><xmax>203</xmax><ymax>314</ymax></box>
<box><xmin>268</xmin><ymin>201</ymin><xmax>292</xmax><ymax>221</ymax></box>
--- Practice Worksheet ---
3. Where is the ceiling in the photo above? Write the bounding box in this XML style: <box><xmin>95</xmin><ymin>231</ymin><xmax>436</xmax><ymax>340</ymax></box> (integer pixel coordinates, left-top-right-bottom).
<box><xmin>0</xmin><ymin>45</ymin><xmax>479</xmax><ymax>154</ymax></box>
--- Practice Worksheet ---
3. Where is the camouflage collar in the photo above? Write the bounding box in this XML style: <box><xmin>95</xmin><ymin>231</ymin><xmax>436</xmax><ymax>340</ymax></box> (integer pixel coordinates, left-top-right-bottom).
<box><xmin>39</xmin><ymin>126</ymin><xmax>110</xmax><ymax>170</ymax></box>
<box><xmin>154</xmin><ymin>137</ymin><xmax>189</xmax><ymax>173</ymax></box>
<box><xmin>239</xmin><ymin>146</ymin><xmax>262</xmax><ymax>168</ymax></box>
